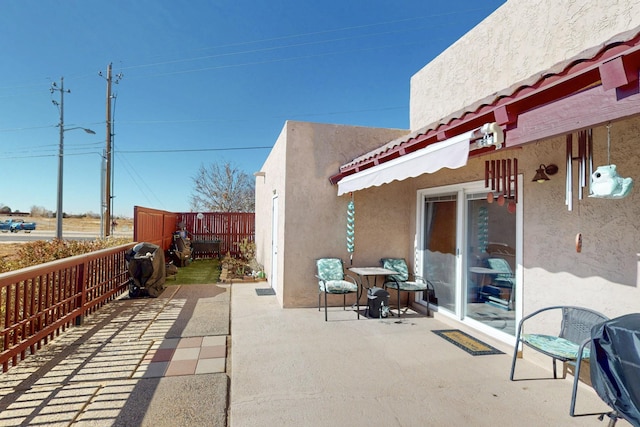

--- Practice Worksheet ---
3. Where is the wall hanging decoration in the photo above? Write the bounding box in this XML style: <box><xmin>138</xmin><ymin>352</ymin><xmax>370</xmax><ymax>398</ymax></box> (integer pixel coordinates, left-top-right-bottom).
<box><xmin>565</xmin><ymin>129</ymin><xmax>592</xmax><ymax>211</ymax></box>
<box><xmin>484</xmin><ymin>157</ymin><xmax>518</xmax><ymax>213</ymax></box>
<box><xmin>346</xmin><ymin>194</ymin><xmax>355</xmax><ymax>265</ymax></box>
<box><xmin>588</xmin><ymin>124</ymin><xmax>633</xmax><ymax>199</ymax></box>
<box><xmin>477</xmin><ymin>206</ymin><xmax>489</xmax><ymax>254</ymax></box>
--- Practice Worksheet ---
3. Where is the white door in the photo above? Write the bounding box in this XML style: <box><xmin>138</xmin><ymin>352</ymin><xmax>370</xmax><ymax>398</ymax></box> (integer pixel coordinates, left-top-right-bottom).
<box><xmin>270</xmin><ymin>195</ymin><xmax>279</xmax><ymax>290</ymax></box>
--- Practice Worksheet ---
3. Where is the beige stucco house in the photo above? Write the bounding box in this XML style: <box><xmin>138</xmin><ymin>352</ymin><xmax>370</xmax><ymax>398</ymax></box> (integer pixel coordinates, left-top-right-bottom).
<box><xmin>255</xmin><ymin>0</ymin><xmax>640</xmax><ymax>346</ymax></box>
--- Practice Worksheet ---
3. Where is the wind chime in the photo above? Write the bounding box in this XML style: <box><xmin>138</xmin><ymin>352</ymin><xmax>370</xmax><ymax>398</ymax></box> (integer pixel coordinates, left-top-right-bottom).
<box><xmin>484</xmin><ymin>157</ymin><xmax>519</xmax><ymax>213</ymax></box>
<box><xmin>564</xmin><ymin>129</ymin><xmax>592</xmax><ymax>211</ymax></box>
<box><xmin>346</xmin><ymin>194</ymin><xmax>355</xmax><ymax>265</ymax></box>
<box><xmin>566</xmin><ymin>124</ymin><xmax>633</xmax><ymax>212</ymax></box>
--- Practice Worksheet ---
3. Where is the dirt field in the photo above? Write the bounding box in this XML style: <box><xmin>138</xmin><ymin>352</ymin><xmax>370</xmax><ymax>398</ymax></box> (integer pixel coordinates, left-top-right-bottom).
<box><xmin>0</xmin><ymin>217</ymin><xmax>134</xmax><ymax>260</ymax></box>
<box><xmin>10</xmin><ymin>217</ymin><xmax>134</xmax><ymax>232</ymax></box>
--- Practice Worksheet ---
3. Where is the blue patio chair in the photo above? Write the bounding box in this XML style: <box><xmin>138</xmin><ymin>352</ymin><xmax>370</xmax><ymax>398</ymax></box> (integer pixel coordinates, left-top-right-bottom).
<box><xmin>380</xmin><ymin>258</ymin><xmax>432</xmax><ymax>318</ymax></box>
<box><xmin>315</xmin><ymin>258</ymin><xmax>359</xmax><ymax>322</ymax></box>
<box><xmin>485</xmin><ymin>257</ymin><xmax>515</xmax><ymax>310</ymax></box>
<box><xmin>510</xmin><ymin>306</ymin><xmax>609</xmax><ymax>414</ymax></box>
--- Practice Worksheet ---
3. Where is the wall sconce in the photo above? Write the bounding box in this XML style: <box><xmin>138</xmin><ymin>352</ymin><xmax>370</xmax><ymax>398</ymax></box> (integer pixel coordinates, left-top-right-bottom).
<box><xmin>532</xmin><ymin>164</ymin><xmax>558</xmax><ymax>183</ymax></box>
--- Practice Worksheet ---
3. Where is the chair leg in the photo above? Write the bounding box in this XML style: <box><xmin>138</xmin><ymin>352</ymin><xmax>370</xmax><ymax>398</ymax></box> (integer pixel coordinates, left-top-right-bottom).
<box><xmin>397</xmin><ymin>288</ymin><xmax>401</xmax><ymax>318</ymax></box>
<box><xmin>510</xmin><ymin>325</ymin><xmax>523</xmax><ymax>380</ymax></box>
<box><xmin>510</xmin><ymin>346</ymin><xmax>519</xmax><ymax>381</ymax></box>
<box><xmin>324</xmin><ymin>291</ymin><xmax>328</xmax><ymax>322</ymax></box>
<box><xmin>570</xmin><ymin>339</ymin><xmax>593</xmax><ymax>417</ymax></box>
<box><xmin>570</xmin><ymin>359</ymin><xmax>582</xmax><ymax>416</ymax></box>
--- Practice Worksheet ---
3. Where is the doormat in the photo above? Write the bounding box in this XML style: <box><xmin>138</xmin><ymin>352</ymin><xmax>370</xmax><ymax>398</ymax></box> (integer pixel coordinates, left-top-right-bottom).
<box><xmin>432</xmin><ymin>329</ymin><xmax>504</xmax><ymax>356</ymax></box>
<box><xmin>255</xmin><ymin>288</ymin><xmax>276</xmax><ymax>296</ymax></box>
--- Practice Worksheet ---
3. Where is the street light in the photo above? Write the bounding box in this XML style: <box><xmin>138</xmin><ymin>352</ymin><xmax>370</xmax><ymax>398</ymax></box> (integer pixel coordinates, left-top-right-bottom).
<box><xmin>56</xmin><ymin>126</ymin><xmax>96</xmax><ymax>239</ymax></box>
<box><xmin>52</xmin><ymin>77</ymin><xmax>96</xmax><ymax>240</ymax></box>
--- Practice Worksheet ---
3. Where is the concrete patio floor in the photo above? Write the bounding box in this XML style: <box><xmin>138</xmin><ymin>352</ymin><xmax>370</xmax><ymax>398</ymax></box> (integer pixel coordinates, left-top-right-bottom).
<box><xmin>229</xmin><ymin>282</ymin><xmax>623</xmax><ymax>427</ymax></box>
<box><xmin>0</xmin><ymin>281</ymin><xmax>627</xmax><ymax>426</ymax></box>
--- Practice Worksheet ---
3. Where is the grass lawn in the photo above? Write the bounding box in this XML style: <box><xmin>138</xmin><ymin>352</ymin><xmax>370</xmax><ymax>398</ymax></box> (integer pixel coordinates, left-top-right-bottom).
<box><xmin>172</xmin><ymin>259</ymin><xmax>221</xmax><ymax>285</ymax></box>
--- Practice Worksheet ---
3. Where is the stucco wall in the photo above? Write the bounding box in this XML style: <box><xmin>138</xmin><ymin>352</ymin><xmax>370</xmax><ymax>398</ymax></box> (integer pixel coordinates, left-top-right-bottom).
<box><xmin>519</xmin><ymin>119</ymin><xmax>640</xmax><ymax>319</ymax></box>
<box><xmin>255</xmin><ymin>121</ymin><xmax>407</xmax><ymax>308</ymax></box>
<box><xmin>410</xmin><ymin>0</ymin><xmax>640</xmax><ymax>130</ymax></box>
<box><xmin>389</xmin><ymin>118</ymin><xmax>639</xmax><ymax>333</ymax></box>
<box><xmin>254</xmin><ymin>124</ymin><xmax>288</xmax><ymax>306</ymax></box>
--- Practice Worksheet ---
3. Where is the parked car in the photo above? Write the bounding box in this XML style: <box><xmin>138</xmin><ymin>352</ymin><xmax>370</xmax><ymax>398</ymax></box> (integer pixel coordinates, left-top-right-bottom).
<box><xmin>0</xmin><ymin>220</ymin><xmax>11</xmax><ymax>232</ymax></box>
<box><xmin>0</xmin><ymin>219</ymin><xmax>37</xmax><ymax>233</ymax></box>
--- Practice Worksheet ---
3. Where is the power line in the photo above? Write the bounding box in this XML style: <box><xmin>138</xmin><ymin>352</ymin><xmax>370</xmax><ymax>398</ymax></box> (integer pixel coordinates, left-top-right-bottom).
<box><xmin>124</xmin><ymin>39</ymin><xmax>427</xmax><ymax>80</ymax></box>
<box><xmin>0</xmin><ymin>145</ymin><xmax>271</xmax><ymax>159</ymax></box>
<box><xmin>119</xmin><ymin>146</ymin><xmax>272</xmax><ymax>154</ymax></box>
<box><xmin>115</xmin><ymin>106</ymin><xmax>406</xmax><ymax>126</ymax></box>
<box><xmin>0</xmin><ymin>7</ymin><xmax>495</xmax><ymax>91</ymax></box>
<box><xmin>115</xmin><ymin>151</ymin><xmax>165</xmax><ymax>208</ymax></box>
<box><xmin>120</xmin><ymin>7</ymin><xmax>493</xmax><ymax>71</ymax></box>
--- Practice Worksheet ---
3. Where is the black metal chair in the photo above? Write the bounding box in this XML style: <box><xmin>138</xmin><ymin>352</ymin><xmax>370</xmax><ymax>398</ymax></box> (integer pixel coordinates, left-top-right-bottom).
<box><xmin>315</xmin><ymin>258</ymin><xmax>359</xmax><ymax>321</ymax></box>
<box><xmin>380</xmin><ymin>258</ymin><xmax>432</xmax><ymax>317</ymax></box>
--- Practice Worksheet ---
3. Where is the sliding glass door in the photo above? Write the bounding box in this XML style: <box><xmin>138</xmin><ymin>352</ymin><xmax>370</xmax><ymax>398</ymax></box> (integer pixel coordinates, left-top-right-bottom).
<box><xmin>417</xmin><ymin>179</ymin><xmax>521</xmax><ymax>339</ymax></box>
<box><xmin>419</xmin><ymin>194</ymin><xmax>459</xmax><ymax>313</ymax></box>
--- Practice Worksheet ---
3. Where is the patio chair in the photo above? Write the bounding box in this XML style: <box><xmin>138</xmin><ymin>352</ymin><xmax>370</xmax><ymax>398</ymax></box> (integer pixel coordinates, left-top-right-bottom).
<box><xmin>315</xmin><ymin>258</ymin><xmax>359</xmax><ymax>322</ymax></box>
<box><xmin>380</xmin><ymin>258</ymin><xmax>433</xmax><ymax>317</ymax></box>
<box><xmin>485</xmin><ymin>257</ymin><xmax>515</xmax><ymax>310</ymax></box>
<box><xmin>510</xmin><ymin>306</ymin><xmax>609</xmax><ymax>413</ymax></box>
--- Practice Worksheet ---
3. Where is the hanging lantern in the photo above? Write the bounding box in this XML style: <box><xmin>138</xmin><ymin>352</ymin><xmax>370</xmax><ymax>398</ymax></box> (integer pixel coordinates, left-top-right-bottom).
<box><xmin>346</xmin><ymin>197</ymin><xmax>355</xmax><ymax>264</ymax></box>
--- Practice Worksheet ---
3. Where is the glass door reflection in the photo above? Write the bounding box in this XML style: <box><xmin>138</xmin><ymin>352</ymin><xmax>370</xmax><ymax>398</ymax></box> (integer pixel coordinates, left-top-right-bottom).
<box><xmin>465</xmin><ymin>195</ymin><xmax>516</xmax><ymax>335</ymax></box>
<box><xmin>421</xmin><ymin>195</ymin><xmax>457</xmax><ymax>313</ymax></box>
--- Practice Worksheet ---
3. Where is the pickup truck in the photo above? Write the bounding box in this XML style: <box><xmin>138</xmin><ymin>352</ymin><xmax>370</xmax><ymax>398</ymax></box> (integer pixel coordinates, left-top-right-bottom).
<box><xmin>0</xmin><ymin>219</ymin><xmax>37</xmax><ymax>233</ymax></box>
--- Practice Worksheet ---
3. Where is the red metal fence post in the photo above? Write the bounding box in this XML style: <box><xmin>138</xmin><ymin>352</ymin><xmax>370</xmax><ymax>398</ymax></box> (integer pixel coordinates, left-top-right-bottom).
<box><xmin>75</xmin><ymin>261</ymin><xmax>86</xmax><ymax>326</ymax></box>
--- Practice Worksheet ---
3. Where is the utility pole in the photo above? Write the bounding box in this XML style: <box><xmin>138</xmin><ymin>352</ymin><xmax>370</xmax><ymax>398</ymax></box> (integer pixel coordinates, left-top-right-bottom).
<box><xmin>51</xmin><ymin>77</ymin><xmax>70</xmax><ymax>240</ymax></box>
<box><xmin>104</xmin><ymin>64</ymin><xmax>112</xmax><ymax>238</ymax></box>
<box><xmin>100</xmin><ymin>63</ymin><xmax>123</xmax><ymax>238</ymax></box>
<box><xmin>51</xmin><ymin>78</ymin><xmax>95</xmax><ymax>239</ymax></box>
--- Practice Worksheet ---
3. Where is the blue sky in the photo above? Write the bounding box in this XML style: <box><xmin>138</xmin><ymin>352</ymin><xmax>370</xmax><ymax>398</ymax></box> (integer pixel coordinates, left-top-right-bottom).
<box><xmin>0</xmin><ymin>0</ymin><xmax>505</xmax><ymax>217</ymax></box>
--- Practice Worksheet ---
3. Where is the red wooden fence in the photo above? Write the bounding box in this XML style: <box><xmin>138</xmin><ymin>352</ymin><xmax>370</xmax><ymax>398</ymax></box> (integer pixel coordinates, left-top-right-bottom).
<box><xmin>133</xmin><ymin>206</ymin><xmax>177</xmax><ymax>252</ymax></box>
<box><xmin>0</xmin><ymin>243</ymin><xmax>134</xmax><ymax>372</ymax></box>
<box><xmin>177</xmin><ymin>212</ymin><xmax>255</xmax><ymax>258</ymax></box>
<box><xmin>133</xmin><ymin>206</ymin><xmax>255</xmax><ymax>258</ymax></box>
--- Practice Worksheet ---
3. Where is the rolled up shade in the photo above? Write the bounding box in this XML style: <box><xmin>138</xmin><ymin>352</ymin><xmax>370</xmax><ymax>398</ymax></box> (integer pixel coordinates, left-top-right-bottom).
<box><xmin>337</xmin><ymin>129</ymin><xmax>476</xmax><ymax>196</ymax></box>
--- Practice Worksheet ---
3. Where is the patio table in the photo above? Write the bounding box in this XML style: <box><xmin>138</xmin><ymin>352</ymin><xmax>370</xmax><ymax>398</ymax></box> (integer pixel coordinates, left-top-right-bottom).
<box><xmin>469</xmin><ymin>266</ymin><xmax>513</xmax><ymax>310</ymax></box>
<box><xmin>348</xmin><ymin>267</ymin><xmax>398</xmax><ymax>302</ymax></box>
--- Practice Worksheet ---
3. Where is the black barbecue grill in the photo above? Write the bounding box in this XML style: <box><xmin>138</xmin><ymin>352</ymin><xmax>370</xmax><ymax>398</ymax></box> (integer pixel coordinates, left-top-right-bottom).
<box><xmin>589</xmin><ymin>313</ymin><xmax>640</xmax><ymax>427</ymax></box>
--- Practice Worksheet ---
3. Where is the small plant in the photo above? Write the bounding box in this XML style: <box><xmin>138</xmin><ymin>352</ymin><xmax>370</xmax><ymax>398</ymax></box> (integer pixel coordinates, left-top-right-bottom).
<box><xmin>236</xmin><ymin>238</ymin><xmax>256</xmax><ymax>262</ymax></box>
<box><xmin>221</xmin><ymin>253</ymin><xmax>250</xmax><ymax>278</ymax></box>
<box><xmin>220</xmin><ymin>238</ymin><xmax>264</xmax><ymax>280</ymax></box>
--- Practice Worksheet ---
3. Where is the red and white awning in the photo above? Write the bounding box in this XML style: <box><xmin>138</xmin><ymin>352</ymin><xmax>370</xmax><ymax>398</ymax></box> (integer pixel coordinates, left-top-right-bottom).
<box><xmin>336</xmin><ymin>124</ymin><xmax>502</xmax><ymax>196</ymax></box>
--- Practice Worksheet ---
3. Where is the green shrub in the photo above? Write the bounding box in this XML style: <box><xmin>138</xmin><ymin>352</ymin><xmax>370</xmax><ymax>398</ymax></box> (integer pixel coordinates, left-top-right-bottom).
<box><xmin>0</xmin><ymin>238</ymin><xmax>132</xmax><ymax>274</ymax></box>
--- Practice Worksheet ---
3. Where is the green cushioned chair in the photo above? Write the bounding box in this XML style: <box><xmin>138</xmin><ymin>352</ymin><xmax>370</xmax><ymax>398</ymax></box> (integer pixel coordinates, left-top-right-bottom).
<box><xmin>380</xmin><ymin>258</ymin><xmax>433</xmax><ymax>318</ymax></box>
<box><xmin>316</xmin><ymin>258</ymin><xmax>359</xmax><ymax>322</ymax></box>
<box><xmin>486</xmin><ymin>257</ymin><xmax>515</xmax><ymax>310</ymax></box>
<box><xmin>510</xmin><ymin>306</ymin><xmax>609</xmax><ymax>415</ymax></box>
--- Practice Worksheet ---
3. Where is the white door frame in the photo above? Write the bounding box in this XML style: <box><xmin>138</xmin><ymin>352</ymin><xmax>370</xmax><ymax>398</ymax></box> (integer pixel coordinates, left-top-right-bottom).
<box><xmin>415</xmin><ymin>178</ymin><xmax>523</xmax><ymax>345</ymax></box>
<box><xmin>270</xmin><ymin>194</ymin><xmax>279</xmax><ymax>291</ymax></box>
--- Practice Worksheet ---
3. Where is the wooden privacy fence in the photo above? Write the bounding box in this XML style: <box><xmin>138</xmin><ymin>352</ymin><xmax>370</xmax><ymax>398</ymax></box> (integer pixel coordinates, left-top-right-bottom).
<box><xmin>134</xmin><ymin>206</ymin><xmax>255</xmax><ymax>258</ymax></box>
<box><xmin>0</xmin><ymin>243</ymin><xmax>134</xmax><ymax>372</ymax></box>
<box><xmin>178</xmin><ymin>212</ymin><xmax>255</xmax><ymax>258</ymax></box>
<box><xmin>133</xmin><ymin>206</ymin><xmax>177</xmax><ymax>252</ymax></box>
